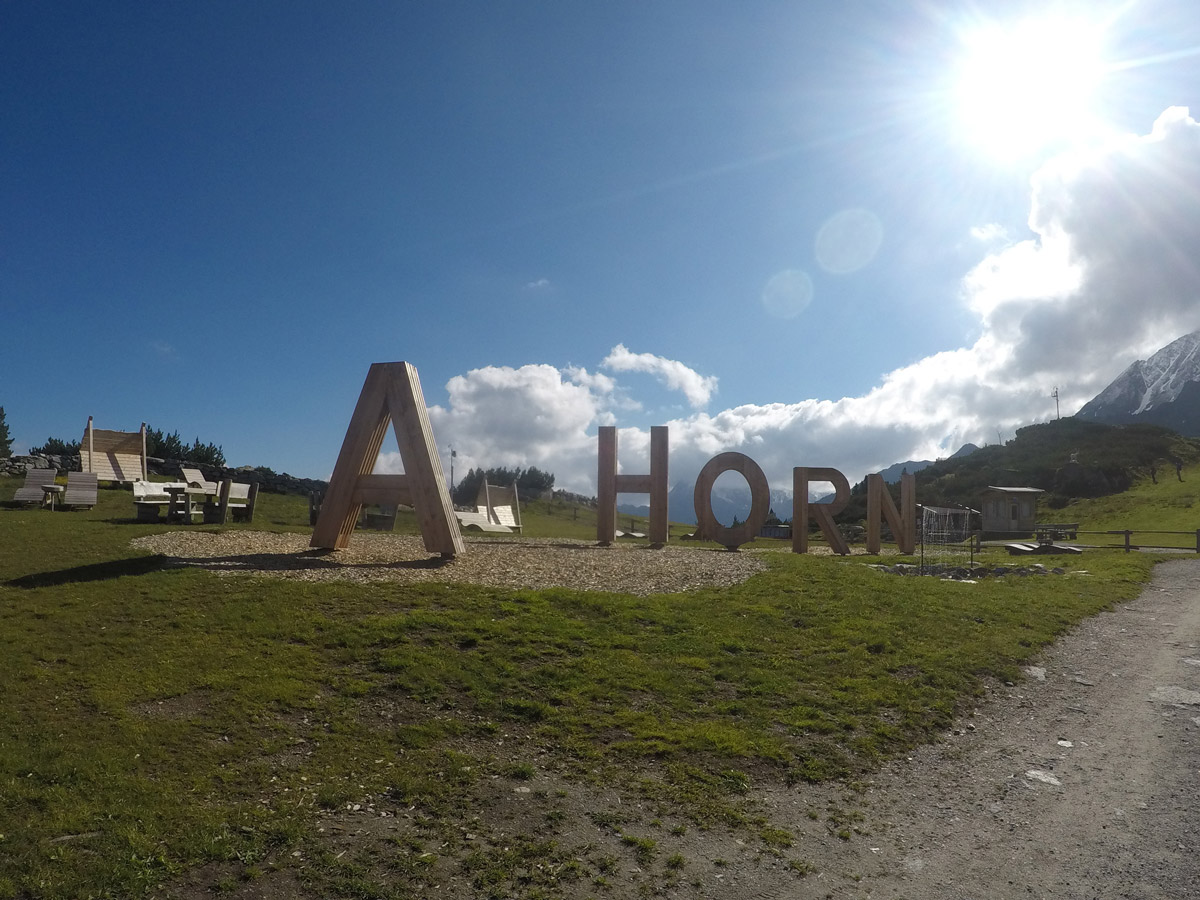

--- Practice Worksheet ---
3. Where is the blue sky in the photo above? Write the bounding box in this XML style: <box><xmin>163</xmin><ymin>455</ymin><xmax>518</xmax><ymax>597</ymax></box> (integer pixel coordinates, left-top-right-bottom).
<box><xmin>7</xmin><ymin>2</ymin><xmax>1200</xmax><ymax>495</ymax></box>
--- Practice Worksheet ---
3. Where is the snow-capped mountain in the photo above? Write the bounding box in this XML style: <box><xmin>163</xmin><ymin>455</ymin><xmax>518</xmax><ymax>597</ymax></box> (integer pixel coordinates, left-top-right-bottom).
<box><xmin>1077</xmin><ymin>330</ymin><xmax>1200</xmax><ymax>433</ymax></box>
<box><xmin>617</xmin><ymin>481</ymin><xmax>793</xmax><ymax>526</ymax></box>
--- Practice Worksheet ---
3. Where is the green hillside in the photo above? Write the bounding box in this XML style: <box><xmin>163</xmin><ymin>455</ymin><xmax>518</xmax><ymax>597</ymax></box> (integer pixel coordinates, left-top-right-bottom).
<box><xmin>847</xmin><ymin>418</ymin><xmax>1200</xmax><ymax>519</ymax></box>
<box><xmin>1057</xmin><ymin>458</ymin><xmax>1200</xmax><ymax>534</ymax></box>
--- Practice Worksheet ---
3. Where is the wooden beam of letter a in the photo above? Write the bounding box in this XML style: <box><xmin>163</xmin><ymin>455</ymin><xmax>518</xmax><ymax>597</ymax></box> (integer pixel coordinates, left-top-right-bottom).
<box><xmin>311</xmin><ymin>362</ymin><xmax>464</xmax><ymax>557</ymax></box>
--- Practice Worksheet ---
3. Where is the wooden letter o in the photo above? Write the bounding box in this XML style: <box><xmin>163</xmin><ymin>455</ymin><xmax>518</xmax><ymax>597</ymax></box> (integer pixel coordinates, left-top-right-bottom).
<box><xmin>693</xmin><ymin>452</ymin><xmax>771</xmax><ymax>550</ymax></box>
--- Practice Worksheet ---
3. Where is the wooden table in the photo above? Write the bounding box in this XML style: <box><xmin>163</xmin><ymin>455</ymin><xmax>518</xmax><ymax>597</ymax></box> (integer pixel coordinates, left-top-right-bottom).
<box><xmin>41</xmin><ymin>484</ymin><xmax>64</xmax><ymax>510</ymax></box>
<box><xmin>164</xmin><ymin>485</ymin><xmax>208</xmax><ymax>524</ymax></box>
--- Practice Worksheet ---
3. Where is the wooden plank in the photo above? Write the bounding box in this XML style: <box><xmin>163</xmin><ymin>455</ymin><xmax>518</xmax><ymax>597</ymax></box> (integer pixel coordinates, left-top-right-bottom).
<box><xmin>354</xmin><ymin>473</ymin><xmax>414</xmax><ymax>508</ymax></box>
<box><xmin>311</xmin><ymin>364</ymin><xmax>394</xmax><ymax>549</ymax></box>
<box><xmin>383</xmin><ymin>363</ymin><xmax>463</xmax><ymax>557</ymax></box>
<box><xmin>615</xmin><ymin>474</ymin><xmax>652</xmax><ymax>494</ymax></box>
<box><xmin>596</xmin><ymin>426</ymin><xmax>617</xmax><ymax>545</ymax></box>
<box><xmin>899</xmin><ymin>472</ymin><xmax>916</xmax><ymax>554</ymax></box>
<box><xmin>648</xmin><ymin>425</ymin><xmax>668</xmax><ymax>547</ymax></box>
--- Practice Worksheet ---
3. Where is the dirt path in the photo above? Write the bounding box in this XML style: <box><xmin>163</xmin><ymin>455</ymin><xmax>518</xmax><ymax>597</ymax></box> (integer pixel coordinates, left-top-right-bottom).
<box><xmin>784</xmin><ymin>557</ymin><xmax>1200</xmax><ymax>899</ymax></box>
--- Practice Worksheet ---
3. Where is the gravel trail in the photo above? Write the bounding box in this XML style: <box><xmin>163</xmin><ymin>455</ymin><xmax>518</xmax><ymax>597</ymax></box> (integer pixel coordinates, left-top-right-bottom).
<box><xmin>800</xmin><ymin>556</ymin><xmax>1200</xmax><ymax>899</ymax></box>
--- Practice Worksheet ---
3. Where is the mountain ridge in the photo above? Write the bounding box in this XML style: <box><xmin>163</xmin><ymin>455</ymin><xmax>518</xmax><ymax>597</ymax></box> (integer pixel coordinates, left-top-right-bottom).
<box><xmin>1078</xmin><ymin>330</ymin><xmax>1200</xmax><ymax>433</ymax></box>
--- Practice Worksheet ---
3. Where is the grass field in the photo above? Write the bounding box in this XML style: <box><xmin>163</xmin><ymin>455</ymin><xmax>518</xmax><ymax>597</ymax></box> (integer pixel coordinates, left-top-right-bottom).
<box><xmin>0</xmin><ymin>474</ymin><xmax>1172</xmax><ymax>898</ymax></box>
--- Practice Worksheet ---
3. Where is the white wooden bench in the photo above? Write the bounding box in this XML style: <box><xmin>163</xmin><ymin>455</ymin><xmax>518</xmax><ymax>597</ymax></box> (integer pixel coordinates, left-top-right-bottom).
<box><xmin>472</xmin><ymin>482</ymin><xmax>523</xmax><ymax>533</ymax></box>
<box><xmin>133</xmin><ymin>480</ymin><xmax>186</xmax><ymax>521</ymax></box>
<box><xmin>180</xmin><ymin>467</ymin><xmax>219</xmax><ymax>496</ymax></box>
<box><xmin>455</xmin><ymin>510</ymin><xmax>512</xmax><ymax>533</ymax></box>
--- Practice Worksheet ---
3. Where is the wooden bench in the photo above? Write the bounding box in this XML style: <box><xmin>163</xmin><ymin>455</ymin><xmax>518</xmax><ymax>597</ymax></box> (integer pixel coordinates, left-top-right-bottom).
<box><xmin>203</xmin><ymin>479</ymin><xmax>259</xmax><ymax>525</ymax></box>
<box><xmin>473</xmin><ymin>482</ymin><xmax>523</xmax><ymax>533</ymax></box>
<box><xmin>63</xmin><ymin>471</ymin><xmax>99</xmax><ymax>509</ymax></box>
<box><xmin>455</xmin><ymin>510</ymin><xmax>512</xmax><ymax>533</ymax></box>
<box><xmin>181</xmin><ymin>467</ymin><xmax>219</xmax><ymax>496</ymax></box>
<box><xmin>133</xmin><ymin>480</ymin><xmax>188</xmax><ymax>521</ymax></box>
<box><xmin>13</xmin><ymin>468</ymin><xmax>59</xmax><ymax>506</ymax></box>
<box><xmin>360</xmin><ymin>507</ymin><xmax>397</xmax><ymax>530</ymax></box>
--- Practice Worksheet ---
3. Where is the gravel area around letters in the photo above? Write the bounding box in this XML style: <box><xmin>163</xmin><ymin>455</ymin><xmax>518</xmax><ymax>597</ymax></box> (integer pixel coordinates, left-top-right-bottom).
<box><xmin>129</xmin><ymin>531</ymin><xmax>768</xmax><ymax>595</ymax></box>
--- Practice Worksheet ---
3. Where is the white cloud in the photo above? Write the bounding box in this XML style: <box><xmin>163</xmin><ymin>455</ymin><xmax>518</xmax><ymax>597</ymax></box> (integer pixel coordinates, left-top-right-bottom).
<box><xmin>600</xmin><ymin>344</ymin><xmax>718</xmax><ymax>408</ymax></box>
<box><xmin>389</xmin><ymin>109</ymin><xmax>1200</xmax><ymax>500</ymax></box>
<box><xmin>969</xmin><ymin>222</ymin><xmax>1008</xmax><ymax>244</ymax></box>
<box><xmin>524</xmin><ymin>277</ymin><xmax>551</xmax><ymax>290</ymax></box>
<box><xmin>376</xmin><ymin>364</ymin><xmax>606</xmax><ymax>482</ymax></box>
<box><xmin>969</xmin><ymin>106</ymin><xmax>1200</xmax><ymax>389</ymax></box>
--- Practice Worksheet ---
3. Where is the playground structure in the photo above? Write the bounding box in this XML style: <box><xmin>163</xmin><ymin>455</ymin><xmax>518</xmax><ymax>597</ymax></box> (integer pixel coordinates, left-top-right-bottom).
<box><xmin>80</xmin><ymin>417</ymin><xmax>148</xmax><ymax>483</ymax></box>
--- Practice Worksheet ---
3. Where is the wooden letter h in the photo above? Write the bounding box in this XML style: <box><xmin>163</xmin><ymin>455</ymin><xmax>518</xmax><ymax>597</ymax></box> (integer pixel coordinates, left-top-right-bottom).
<box><xmin>596</xmin><ymin>425</ymin><xmax>669</xmax><ymax>547</ymax></box>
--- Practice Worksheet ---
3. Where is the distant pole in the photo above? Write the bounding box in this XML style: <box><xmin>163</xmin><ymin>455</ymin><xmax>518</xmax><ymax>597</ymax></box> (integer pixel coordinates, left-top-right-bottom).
<box><xmin>449</xmin><ymin>446</ymin><xmax>456</xmax><ymax>490</ymax></box>
<box><xmin>1052</xmin><ymin>387</ymin><xmax>1060</xmax><ymax>420</ymax></box>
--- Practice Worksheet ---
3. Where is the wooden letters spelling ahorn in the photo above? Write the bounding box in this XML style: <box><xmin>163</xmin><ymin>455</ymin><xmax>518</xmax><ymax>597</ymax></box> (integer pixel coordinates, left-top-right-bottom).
<box><xmin>311</xmin><ymin>362</ymin><xmax>464</xmax><ymax>557</ymax></box>
<box><xmin>597</xmin><ymin>425</ymin><xmax>669</xmax><ymax>547</ymax></box>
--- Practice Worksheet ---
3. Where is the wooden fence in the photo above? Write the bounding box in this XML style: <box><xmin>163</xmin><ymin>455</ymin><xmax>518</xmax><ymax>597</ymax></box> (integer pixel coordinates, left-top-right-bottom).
<box><xmin>978</xmin><ymin>526</ymin><xmax>1200</xmax><ymax>553</ymax></box>
<box><xmin>1083</xmin><ymin>529</ymin><xmax>1200</xmax><ymax>553</ymax></box>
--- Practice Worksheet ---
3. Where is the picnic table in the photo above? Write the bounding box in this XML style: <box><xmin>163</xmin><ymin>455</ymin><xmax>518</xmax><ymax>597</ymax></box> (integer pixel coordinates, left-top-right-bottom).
<box><xmin>1035</xmin><ymin>523</ymin><xmax>1079</xmax><ymax>544</ymax></box>
<box><xmin>164</xmin><ymin>485</ymin><xmax>209</xmax><ymax>524</ymax></box>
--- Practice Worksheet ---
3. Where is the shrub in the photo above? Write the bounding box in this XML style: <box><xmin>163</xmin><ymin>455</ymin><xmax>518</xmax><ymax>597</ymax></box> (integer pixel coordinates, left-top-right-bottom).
<box><xmin>28</xmin><ymin>436</ymin><xmax>81</xmax><ymax>456</ymax></box>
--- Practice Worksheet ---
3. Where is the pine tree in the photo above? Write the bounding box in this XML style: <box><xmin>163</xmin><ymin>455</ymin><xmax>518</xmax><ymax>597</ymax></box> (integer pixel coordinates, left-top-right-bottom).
<box><xmin>0</xmin><ymin>407</ymin><xmax>11</xmax><ymax>458</ymax></box>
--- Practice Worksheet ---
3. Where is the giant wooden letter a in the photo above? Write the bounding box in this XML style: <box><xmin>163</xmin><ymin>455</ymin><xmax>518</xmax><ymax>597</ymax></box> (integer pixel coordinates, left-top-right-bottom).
<box><xmin>311</xmin><ymin>362</ymin><xmax>464</xmax><ymax>557</ymax></box>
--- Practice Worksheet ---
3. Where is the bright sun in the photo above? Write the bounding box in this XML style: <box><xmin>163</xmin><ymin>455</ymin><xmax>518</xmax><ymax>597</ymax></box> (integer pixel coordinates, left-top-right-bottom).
<box><xmin>955</xmin><ymin>16</ymin><xmax>1109</xmax><ymax>160</ymax></box>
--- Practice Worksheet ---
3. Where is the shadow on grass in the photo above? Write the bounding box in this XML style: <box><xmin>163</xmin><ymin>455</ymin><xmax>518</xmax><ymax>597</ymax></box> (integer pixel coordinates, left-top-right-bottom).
<box><xmin>6</xmin><ymin>554</ymin><xmax>170</xmax><ymax>589</ymax></box>
<box><xmin>160</xmin><ymin>550</ymin><xmax>456</xmax><ymax>575</ymax></box>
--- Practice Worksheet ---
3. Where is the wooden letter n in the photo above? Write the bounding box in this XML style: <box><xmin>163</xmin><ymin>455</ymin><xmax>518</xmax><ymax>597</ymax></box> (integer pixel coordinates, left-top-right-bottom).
<box><xmin>865</xmin><ymin>471</ymin><xmax>916</xmax><ymax>554</ymax></box>
<box><xmin>596</xmin><ymin>425</ymin><xmax>669</xmax><ymax>547</ymax></box>
<box><xmin>310</xmin><ymin>362</ymin><xmax>464</xmax><ymax>557</ymax></box>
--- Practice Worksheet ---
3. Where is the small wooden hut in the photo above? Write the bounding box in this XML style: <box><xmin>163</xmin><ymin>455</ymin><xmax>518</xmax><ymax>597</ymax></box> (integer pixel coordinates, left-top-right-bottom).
<box><xmin>980</xmin><ymin>485</ymin><xmax>1043</xmax><ymax>535</ymax></box>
